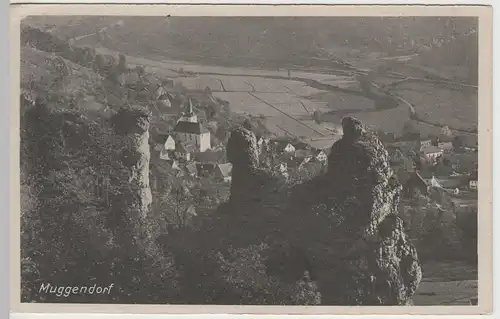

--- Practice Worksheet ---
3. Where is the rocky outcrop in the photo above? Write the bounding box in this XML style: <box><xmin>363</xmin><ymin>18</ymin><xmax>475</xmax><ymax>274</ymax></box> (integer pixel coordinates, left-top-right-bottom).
<box><xmin>110</xmin><ymin>106</ymin><xmax>152</xmax><ymax>231</ymax></box>
<box><xmin>226</xmin><ymin>125</ymin><xmax>284</xmax><ymax>207</ymax></box>
<box><xmin>221</xmin><ymin>116</ymin><xmax>421</xmax><ymax>305</ymax></box>
<box><xmin>287</xmin><ymin>116</ymin><xmax>421</xmax><ymax>305</ymax></box>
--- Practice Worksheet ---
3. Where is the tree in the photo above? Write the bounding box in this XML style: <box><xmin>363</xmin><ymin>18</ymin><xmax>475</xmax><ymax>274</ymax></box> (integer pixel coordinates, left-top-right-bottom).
<box><xmin>452</xmin><ymin>135</ymin><xmax>465</xmax><ymax>150</ymax></box>
<box><xmin>93</xmin><ymin>54</ymin><xmax>106</xmax><ymax>75</ymax></box>
<box><xmin>215</xmin><ymin>243</ymin><xmax>322</xmax><ymax>305</ymax></box>
<box><xmin>242</xmin><ymin>118</ymin><xmax>254</xmax><ymax>131</ymax></box>
<box><xmin>45</xmin><ymin>55</ymin><xmax>70</xmax><ymax>90</ymax></box>
<box><xmin>440</xmin><ymin>125</ymin><xmax>453</xmax><ymax>138</ymax></box>
<box><xmin>118</xmin><ymin>53</ymin><xmax>128</xmax><ymax>74</ymax></box>
<box><xmin>313</xmin><ymin>110</ymin><xmax>323</xmax><ymax>124</ymax></box>
<box><xmin>159</xmin><ymin>181</ymin><xmax>202</xmax><ymax>229</ymax></box>
<box><xmin>402</xmin><ymin>120</ymin><xmax>418</xmax><ymax>136</ymax></box>
<box><xmin>135</xmin><ymin>65</ymin><xmax>146</xmax><ymax>77</ymax></box>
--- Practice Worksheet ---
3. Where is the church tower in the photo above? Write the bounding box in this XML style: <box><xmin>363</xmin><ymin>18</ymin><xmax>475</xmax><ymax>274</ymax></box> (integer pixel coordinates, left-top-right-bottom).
<box><xmin>177</xmin><ymin>98</ymin><xmax>198</xmax><ymax>123</ymax></box>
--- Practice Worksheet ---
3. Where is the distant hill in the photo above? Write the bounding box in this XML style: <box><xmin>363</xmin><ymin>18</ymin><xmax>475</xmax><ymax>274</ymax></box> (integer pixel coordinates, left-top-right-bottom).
<box><xmin>409</xmin><ymin>32</ymin><xmax>478</xmax><ymax>84</ymax></box>
<box><xmin>22</xmin><ymin>16</ymin><xmax>477</xmax><ymax>72</ymax></box>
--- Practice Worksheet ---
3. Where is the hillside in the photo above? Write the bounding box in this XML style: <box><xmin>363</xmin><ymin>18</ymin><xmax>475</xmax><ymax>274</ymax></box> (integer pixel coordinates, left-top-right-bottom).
<box><xmin>22</xmin><ymin>16</ymin><xmax>477</xmax><ymax>73</ymax></box>
<box><xmin>408</xmin><ymin>32</ymin><xmax>478</xmax><ymax>84</ymax></box>
<box><xmin>21</xmin><ymin>46</ymin><xmax>101</xmax><ymax>97</ymax></box>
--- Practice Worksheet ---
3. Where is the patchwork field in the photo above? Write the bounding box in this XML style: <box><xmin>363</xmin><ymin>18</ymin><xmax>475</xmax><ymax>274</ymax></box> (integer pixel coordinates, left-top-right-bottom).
<box><xmin>212</xmin><ymin>92</ymin><xmax>275</xmax><ymax>115</ymax></box>
<box><xmin>393</xmin><ymin>82</ymin><xmax>478</xmax><ymax>131</ymax></box>
<box><xmin>79</xmin><ymin>46</ymin><xmax>478</xmax><ymax>143</ymax></box>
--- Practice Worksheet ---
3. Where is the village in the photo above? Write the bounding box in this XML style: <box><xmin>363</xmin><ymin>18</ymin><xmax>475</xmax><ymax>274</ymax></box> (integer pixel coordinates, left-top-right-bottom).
<box><xmin>149</xmin><ymin>92</ymin><xmax>330</xmax><ymax>184</ymax></box>
<box><xmin>383</xmin><ymin>125</ymin><xmax>478</xmax><ymax>242</ymax></box>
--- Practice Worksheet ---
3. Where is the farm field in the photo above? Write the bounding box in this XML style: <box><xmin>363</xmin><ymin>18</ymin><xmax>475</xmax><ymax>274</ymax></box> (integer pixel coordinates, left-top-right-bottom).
<box><xmin>212</xmin><ymin>92</ymin><xmax>276</xmax><ymax>115</ymax></box>
<box><xmin>175</xmin><ymin>75</ymin><xmax>225</xmax><ymax>91</ymax></box>
<box><xmin>93</xmin><ymin>45</ymin><xmax>478</xmax><ymax>141</ymax></box>
<box><xmin>393</xmin><ymin>82</ymin><xmax>478</xmax><ymax>131</ymax></box>
<box><xmin>95</xmin><ymin>46</ymin><xmax>337</xmax><ymax>81</ymax></box>
<box><xmin>308</xmin><ymin>91</ymin><xmax>374</xmax><ymax>111</ymax></box>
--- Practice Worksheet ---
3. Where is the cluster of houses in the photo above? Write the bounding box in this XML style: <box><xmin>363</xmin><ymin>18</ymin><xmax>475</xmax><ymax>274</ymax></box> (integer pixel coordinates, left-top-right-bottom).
<box><xmin>396</xmin><ymin>135</ymin><xmax>478</xmax><ymax>211</ymax></box>
<box><xmin>152</xmin><ymin>98</ymin><xmax>330</xmax><ymax>183</ymax></box>
<box><xmin>403</xmin><ymin>168</ymin><xmax>478</xmax><ymax>199</ymax></box>
<box><xmin>267</xmin><ymin>139</ymin><xmax>329</xmax><ymax>178</ymax></box>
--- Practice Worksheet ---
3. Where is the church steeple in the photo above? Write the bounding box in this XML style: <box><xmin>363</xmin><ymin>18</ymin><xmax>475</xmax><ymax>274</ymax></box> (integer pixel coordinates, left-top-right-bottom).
<box><xmin>177</xmin><ymin>98</ymin><xmax>198</xmax><ymax>123</ymax></box>
<box><xmin>186</xmin><ymin>98</ymin><xmax>194</xmax><ymax>116</ymax></box>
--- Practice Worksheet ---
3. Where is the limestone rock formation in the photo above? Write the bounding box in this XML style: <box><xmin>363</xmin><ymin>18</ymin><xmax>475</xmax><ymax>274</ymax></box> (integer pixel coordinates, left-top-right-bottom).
<box><xmin>220</xmin><ymin>117</ymin><xmax>421</xmax><ymax>305</ymax></box>
<box><xmin>288</xmin><ymin>116</ymin><xmax>421</xmax><ymax>305</ymax></box>
<box><xmin>226</xmin><ymin>125</ymin><xmax>284</xmax><ymax>207</ymax></box>
<box><xmin>111</xmin><ymin>106</ymin><xmax>152</xmax><ymax>228</ymax></box>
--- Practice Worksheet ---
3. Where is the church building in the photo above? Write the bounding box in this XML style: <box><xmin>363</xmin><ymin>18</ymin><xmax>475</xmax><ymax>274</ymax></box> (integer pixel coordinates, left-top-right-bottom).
<box><xmin>173</xmin><ymin>98</ymin><xmax>211</xmax><ymax>152</ymax></box>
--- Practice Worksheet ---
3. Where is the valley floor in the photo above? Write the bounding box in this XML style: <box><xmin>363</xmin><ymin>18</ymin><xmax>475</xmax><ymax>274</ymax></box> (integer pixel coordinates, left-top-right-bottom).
<box><xmin>413</xmin><ymin>261</ymin><xmax>478</xmax><ymax>305</ymax></box>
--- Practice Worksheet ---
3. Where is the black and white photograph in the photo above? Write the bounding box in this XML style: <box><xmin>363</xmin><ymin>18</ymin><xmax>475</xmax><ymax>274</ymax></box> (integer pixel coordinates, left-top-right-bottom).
<box><xmin>13</xmin><ymin>5</ymin><xmax>492</xmax><ymax>313</ymax></box>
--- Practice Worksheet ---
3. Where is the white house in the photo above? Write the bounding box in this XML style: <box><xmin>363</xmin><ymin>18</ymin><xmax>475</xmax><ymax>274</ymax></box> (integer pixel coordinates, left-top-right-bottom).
<box><xmin>421</xmin><ymin>146</ymin><xmax>443</xmax><ymax>163</ymax></box>
<box><xmin>469</xmin><ymin>180</ymin><xmax>478</xmax><ymax>190</ymax></box>
<box><xmin>275</xmin><ymin>141</ymin><xmax>296</xmax><ymax>153</ymax></box>
<box><xmin>420</xmin><ymin>139</ymin><xmax>433</xmax><ymax>148</ymax></box>
<box><xmin>469</xmin><ymin>170</ymin><xmax>478</xmax><ymax>190</ymax></box>
<box><xmin>313</xmin><ymin>150</ymin><xmax>328</xmax><ymax>162</ymax></box>
<box><xmin>162</xmin><ymin>135</ymin><xmax>176</xmax><ymax>151</ymax></box>
<box><xmin>214</xmin><ymin>163</ymin><xmax>233</xmax><ymax>183</ymax></box>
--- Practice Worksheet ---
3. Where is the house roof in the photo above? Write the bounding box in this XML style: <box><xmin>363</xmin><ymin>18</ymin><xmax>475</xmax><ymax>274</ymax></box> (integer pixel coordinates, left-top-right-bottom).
<box><xmin>155</xmin><ymin>86</ymin><xmax>168</xmax><ymax>100</ymax></box>
<box><xmin>192</xmin><ymin>150</ymin><xmax>224</xmax><ymax>163</ymax></box>
<box><xmin>421</xmin><ymin>145</ymin><xmax>443</xmax><ymax>155</ymax></box>
<box><xmin>292</xmin><ymin>141</ymin><xmax>310</xmax><ymax>150</ymax></box>
<box><xmin>170</xmin><ymin>160</ymin><xmax>181</xmax><ymax>170</ymax></box>
<box><xmin>294</xmin><ymin>150</ymin><xmax>312</xmax><ymax>159</ymax></box>
<box><xmin>438</xmin><ymin>141</ymin><xmax>454</xmax><ymax>149</ymax></box>
<box><xmin>216</xmin><ymin>163</ymin><xmax>233</xmax><ymax>177</ymax></box>
<box><xmin>406</xmin><ymin>171</ymin><xmax>428</xmax><ymax>191</ymax></box>
<box><xmin>157</xmin><ymin>90</ymin><xmax>174</xmax><ymax>102</ymax></box>
<box><xmin>174</xmin><ymin>121</ymin><xmax>209</xmax><ymax>134</ymax></box>
<box><xmin>196</xmin><ymin>163</ymin><xmax>217</xmax><ymax>175</ymax></box>
<box><xmin>185</xmin><ymin>163</ymin><xmax>198</xmax><ymax>175</ymax></box>
<box><xmin>275</xmin><ymin>140</ymin><xmax>295</xmax><ymax>151</ymax></box>
<box><xmin>154</xmin><ymin>133</ymin><xmax>172</xmax><ymax>144</ymax></box>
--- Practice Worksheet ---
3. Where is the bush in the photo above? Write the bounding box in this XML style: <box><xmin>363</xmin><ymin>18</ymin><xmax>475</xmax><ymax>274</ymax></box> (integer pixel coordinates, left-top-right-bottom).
<box><xmin>216</xmin><ymin>243</ymin><xmax>322</xmax><ymax>305</ymax></box>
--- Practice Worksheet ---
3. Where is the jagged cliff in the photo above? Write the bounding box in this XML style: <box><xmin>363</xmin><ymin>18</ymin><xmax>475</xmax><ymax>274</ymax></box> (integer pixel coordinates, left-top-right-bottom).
<box><xmin>221</xmin><ymin>116</ymin><xmax>422</xmax><ymax>305</ymax></box>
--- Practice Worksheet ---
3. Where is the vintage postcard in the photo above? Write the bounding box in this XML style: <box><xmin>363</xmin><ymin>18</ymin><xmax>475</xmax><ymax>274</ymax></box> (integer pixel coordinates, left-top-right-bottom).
<box><xmin>10</xmin><ymin>4</ymin><xmax>493</xmax><ymax>315</ymax></box>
